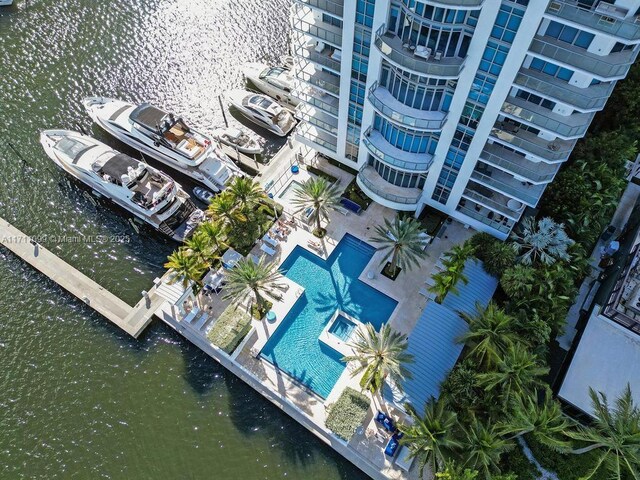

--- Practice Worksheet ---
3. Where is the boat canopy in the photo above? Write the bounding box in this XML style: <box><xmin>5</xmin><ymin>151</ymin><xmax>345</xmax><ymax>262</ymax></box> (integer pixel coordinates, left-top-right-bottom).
<box><xmin>130</xmin><ymin>103</ymin><xmax>170</xmax><ymax>132</ymax></box>
<box><xmin>97</xmin><ymin>154</ymin><xmax>141</xmax><ymax>183</ymax></box>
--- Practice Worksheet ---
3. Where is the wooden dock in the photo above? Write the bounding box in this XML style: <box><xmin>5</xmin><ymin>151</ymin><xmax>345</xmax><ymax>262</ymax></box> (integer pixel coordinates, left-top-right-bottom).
<box><xmin>0</xmin><ymin>217</ymin><xmax>161</xmax><ymax>338</ymax></box>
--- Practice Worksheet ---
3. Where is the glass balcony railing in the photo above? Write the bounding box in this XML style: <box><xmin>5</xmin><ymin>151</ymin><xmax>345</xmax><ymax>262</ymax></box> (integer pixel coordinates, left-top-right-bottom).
<box><xmin>471</xmin><ymin>168</ymin><xmax>544</xmax><ymax>206</ymax></box>
<box><xmin>362</xmin><ymin>127</ymin><xmax>434</xmax><ymax>172</ymax></box>
<box><xmin>417</xmin><ymin>0</ymin><xmax>484</xmax><ymax>6</ymax></box>
<box><xmin>295</xmin><ymin>0</ymin><xmax>343</xmax><ymax>17</ymax></box>
<box><xmin>295</xmin><ymin>104</ymin><xmax>339</xmax><ymax>135</ymax></box>
<box><xmin>489</xmin><ymin>124</ymin><xmax>575</xmax><ymax>163</ymax></box>
<box><xmin>529</xmin><ymin>36</ymin><xmax>636</xmax><ymax>79</ymax></box>
<box><xmin>457</xmin><ymin>204</ymin><xmax>513</xmax><ymax>234</ymax></box>
<box><xmin>501</xmin><ymin>96</ymin><xmax>594</xmax><ymax>139</ymax></box>
<box><xmin>462</xmin><ymin>187</ymin><xmax>522</xmax><ymax>220</ymax></box>
<box><xmin>479</xmin><ymin>143</ymin><xmax>559</xmax><ymax>184</ymax></box>
<box><xmin>291</xmin><ymin>9</ymin><xmax>343</xmax><ymax>47</ymax></box>
<box><xmin>295</xmin><ymin>123</ymin><xmax>338</xmax><ymax>152</ymax></box>
<box><xmin>514</xmin><ymin>70</ymin><xmax>613</xmax><ymax>111</ymax></box>
<box><xmin>293</xmin><ymin>83</ymin><xmax>340</xmax><ymax>116</ymax></box>
<box><xmin>374</xmin><ymin>24</ymin><xmax>465</xmax><ymax>78</ymax></box>
<box><xmin>357</xmin><ymin>166</ymin><xmax>422</xmax><ymax>206</ymax></box>
<box><xmin>546</xmin><ymin>1</ymin><xmax>640</xmax><ymax>41</ymax></box>
<box><xmin>292</xmin><ymin>32</ymin><xmax>342</xmax><ymax>73</ymax></box>
<box><xmin>296</xmin><ymin>62</ymin><xmax>341</xmax><ymax>96</ymax></box>
<box><xmin>368</xmin><ymin>81</ymin><xmax>448</xmax><ymax>131</ymax></box>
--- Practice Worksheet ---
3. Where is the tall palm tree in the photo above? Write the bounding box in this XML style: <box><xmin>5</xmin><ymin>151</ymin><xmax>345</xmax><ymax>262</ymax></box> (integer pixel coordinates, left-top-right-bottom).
<box><xmin>428</xmin><ymin>260</ymin><xmax>468</xmax><ymax>303</ymax></box>
<box><xmin>399</xmin><ymin>399</ymin><xmax>462</xmax><ymax>477</ymax></box>
<box><xmin>228</xmin><ymin>177</ymin><xmax>265</xmax><ymax>211</ymax></box>
<box><xmin>342</xmin><ymin>323</ymin><xmax>413</xmax><ymax>395</ymax></box>
<box><xmin>222</xmin><ymin>256</ymin><xmax>286</xmax><ymax>317</ymax></box>
<box><xmin>164</xmin><ymin>248</ymin><xmax>208</xmax><ymax>287</ymax></box>
<box><xmin>184</xmin><ymin>231</ymin><xmax>216</xmax><ymax>264</ymax></box>
<box><xmin>457</xmin><ymin>302</ymin><xmax>520</xmax><ymax>369</ymax></box>
<box><xmin>291</xmin><ymin>177</ymin><xmax>340</xmax><ymax>235</ymax></box>
<box><xmin>208</xmin><ymin>190</ymin><xmax>245</xmax><ymax>227</ymax></box>
<box><xmin>461</xmin><ymin>417</ymin><xmax>513</xmax><ymax>478</ymax></box>
<box><xmin>501</xmin><ymin>389</ymin><xmax>572</xmax><ymax>452</ymax></box>
<box><xmin>510</xmin><ymin>216</ymin><xmax>574</xmax><ymax>266</ymax></box>
<box><xmin>444</xmin><ymin>241</ymin><xmax>476</xmax><ymax>266</ymax></box>
<box><xmin>477</xmin><ymin>344</ymin><xmax>548</xmax><ymax>408</ymax></box>
<box><xmin>566</xmin><ymin>384</ymin><xmax>640</xmax><ymax>480</ymax></box>
<box><xmin>197</xmin><ymin>221</ymin><xmax>227</xmax><ymax>253</ymax></box>
<box><xmin>370</xmin><ymin>215</ymin><xmax>429</xmax><ymax>277</ymax></box>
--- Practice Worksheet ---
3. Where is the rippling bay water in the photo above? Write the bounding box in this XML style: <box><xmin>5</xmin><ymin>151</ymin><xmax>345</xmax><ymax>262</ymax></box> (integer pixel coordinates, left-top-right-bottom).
<box><xmin>0</xmin><ymin>1</ymin><xmax>366</xmax><ymax>478</ymax></box>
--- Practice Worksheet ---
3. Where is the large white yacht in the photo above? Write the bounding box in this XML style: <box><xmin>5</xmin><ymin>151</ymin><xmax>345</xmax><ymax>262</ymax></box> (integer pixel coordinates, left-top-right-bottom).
<box><xmin>40</xmin><ymin>130</ymin><xmax>204</xmax><ymax>242</ymax></box>
<box><xmin>83</xmin><ymin>98</ymin><xmax>243</xmax><ymax>192</ymax></box>
<box><xmin>224</xmin><ymin>90</ymin><xmax>296</xmax><ymax>137</ymax></box>
<box><xmin>241</xmin><ymin>63</ymin><xmax>299</xmax><ymax>107</ymax></box>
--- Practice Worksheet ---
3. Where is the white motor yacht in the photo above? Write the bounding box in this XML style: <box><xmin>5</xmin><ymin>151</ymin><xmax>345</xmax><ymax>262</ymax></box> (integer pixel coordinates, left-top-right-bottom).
<box><xmin>40</xmin><ymin>130</ymin><xmax>204</xmax><ymax>242</ymax></box>
<box><xmin>241</xmin><ymin>63</ymin><xmax>299</xmax><ymax>107</ymax></box>
<box><xmin>212</xmin><ymin>126</ymin><xmax>262</xmax><ymax>155</ymax></box>
<box><xmin>83</xmin><ymin>98</ymin><xmax>243</xmax><ymax>192</ymax></box>
<box><xmin>224</xmin><ymin>90</ymin><xmax>296</xmax><ymax>137</ymax></box>
<box><xmin>0</xmin><ymin>1</ymin><xmax>14</xmax><ymax>6</ymax></box>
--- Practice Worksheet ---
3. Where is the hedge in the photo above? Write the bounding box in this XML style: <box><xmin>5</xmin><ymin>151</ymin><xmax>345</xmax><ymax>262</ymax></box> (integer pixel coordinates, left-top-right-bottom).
<box><xmin>325</xmin><ymin>387</ymin><xmax>370</xmax><ymax>441</ymax></box>
<box><xmin>206</xmin><ymin>304</ymin><xmax>252</xmax><ymax>354</ymax></box>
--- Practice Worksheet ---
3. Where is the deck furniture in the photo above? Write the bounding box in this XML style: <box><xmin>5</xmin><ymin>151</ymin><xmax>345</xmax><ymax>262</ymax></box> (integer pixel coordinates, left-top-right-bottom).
<box><xmin>384</xmin><ymin>432</ymin><xmax>404</xmax><ymax>457</ymax></box>
<box><xmin>375</xmin><ymin>411</ymin><xmax>396</xmax><ymax>432</ymax></box>
<box><xmin>260</xmin><ymin>243</ymin><xmax>276</xmax><ymax>256</ymax></box>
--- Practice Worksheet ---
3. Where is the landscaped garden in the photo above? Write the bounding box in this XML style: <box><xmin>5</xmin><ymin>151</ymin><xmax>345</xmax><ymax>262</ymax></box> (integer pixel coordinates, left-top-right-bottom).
<box><xmin>325</xmin><ymin>387</ymin><xmax>371</xmax><ymax>441</ymax></box>
<box><xmin>206</xmin><ymin>303</ymin><xmax>252</xmax><ymax>354</ymax></box>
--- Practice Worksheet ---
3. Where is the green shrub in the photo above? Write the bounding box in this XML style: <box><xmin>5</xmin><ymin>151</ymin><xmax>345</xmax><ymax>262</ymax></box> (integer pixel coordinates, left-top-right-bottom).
<box><xmin>525</xmin><ymin>435</ymin><xmax>600</xmax><ymax>480</ymax></box>
<box><xmin>325</xmin><ymin>387</ymin><xmax>370</xmax><ymax>441</ymax></box>
<box><xmin>207</xmin><ymin>304</ymin><xmax>253</xmax><ymax>354</ymax></box>
<box><xmin>307</xmin><ymin>165</ymin><xmax>338</xmax><ymax>184</ymax></box>
<box><xmin>343</xmin><ymin>180</ymin><xmax>372</xmax><ymax>211</ymax></box>
<box><xmin>499</xmin><ymin>444</ymin><xmax>539</xmax><ymax>480</ymax></box>
<box><xmin>470</xmin><ymin>233</ymin><xmax>516</xmax><ymax>278</ymax></box>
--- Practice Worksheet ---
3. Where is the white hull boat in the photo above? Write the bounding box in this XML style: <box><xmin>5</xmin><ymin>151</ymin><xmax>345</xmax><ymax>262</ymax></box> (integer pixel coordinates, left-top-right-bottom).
<box><xmin>212</xmin><ymin>126</ymin><xmax>262</xmax><ymax>155</ymax></box>
<box><xmin>241</xmin><ymin>63</ymin><xmax>299</xmax><ymax>107</ymax></box>
<box><xmin>224</xmin><ymin>89</ymin><xmax>296</xmax><ymax>137</ymax></box>
<box><xmin>83</xmin><ymin>97</ymin><xmax>243</xmax><ymax>192</ymax></box>
<box><xmin>40</xmin><ymin>130</ymin><xmax>204</xmax><ymax>242</ymax></box>
<box><xmin>0</xmin><ymin>1</ymin><xmax>14</xmax><ymax>6</ymax></box>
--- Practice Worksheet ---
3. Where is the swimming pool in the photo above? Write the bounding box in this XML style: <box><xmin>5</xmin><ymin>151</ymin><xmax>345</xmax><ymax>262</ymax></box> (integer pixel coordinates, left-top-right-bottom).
<box><xmin>277</xmin><ymin>180</ymin><xmax>303</xmax><ymax>204</ymax></box>
<box><xmin>260</xmin><ymin>234</ymin><xmax>398</xmax><ymax>398</ymax></box>
<box><xmin>328</xmin><ymin>315</ymin><xmax>356</xmax><ymax>342</ymax></box>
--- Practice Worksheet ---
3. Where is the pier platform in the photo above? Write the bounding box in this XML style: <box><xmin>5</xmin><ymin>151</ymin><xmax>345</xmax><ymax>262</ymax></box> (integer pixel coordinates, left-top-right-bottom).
<box><xmin>0</xmin><ymin>217</ymin><xmax>159</xmax><ymax>338</ymax></box>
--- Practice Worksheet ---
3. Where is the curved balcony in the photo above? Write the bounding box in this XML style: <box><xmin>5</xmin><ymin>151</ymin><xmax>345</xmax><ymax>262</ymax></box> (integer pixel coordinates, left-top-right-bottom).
<box><xmin>545</xmin><ymin>1</ymin><xmax>640</xmax><ymax>43</ymax></box>
<box><xmin>374</xmin><ymin>25</ymin><xmax>465</xmax><ymax>78</ymax></box>
<box><xmin>368</xmin><ymin>82</ymin><xmax>447</xmax><ymax>132</ymax></box>
<box><xmin>362</xmin><ymin>128</ymin><xmax>434</xmax><ymax>172</ymax></box>
<box><xmin>356</xmin><ymin>166</ymin><xmax>422</xmax><ymax>210</ymax></box>
<box><xmin>294</xmin><ymin>0</ymin><xmax>343</xmax><ymax>18</ymax></box>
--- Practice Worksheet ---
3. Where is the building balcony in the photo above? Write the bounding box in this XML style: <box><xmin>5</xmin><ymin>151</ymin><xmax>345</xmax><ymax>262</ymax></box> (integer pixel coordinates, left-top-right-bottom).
<box><xmin>295</xmin><ymin>103</ymin><xmax>339</xmax><ymax>135</ymax></box>
<box><xmin>293</xmin><ymin>81</ymin><xmax>339</xmax><ymax>117</ymax></box>
<box><xmin>501</xmin><ymin>95</ymin><xmax>594</xmax><ymax>140</ymax></box>
<box><xmin>294</xmin><ymin>0</ymin><xmax>343</xmax><ymax>18</ymax></box>
<box><xmin>296</xmin><ymin>61</ymin><xmax>341</xmax><ymax>96</ymax></box>
<box><xmin>514</xmin><ymin>68</ymin><xmax>615</xmax><ymax>112</ymax></box>
<box><xmin>479</xmin><ymin>142</ymin><xmax>559</xmax><ymax>184</ymax></box>
<box><xmin>529</xmin><ymin>36</ymin><xmax>637</xmax><ymax>80</ymax></box>
<box><xmin>471</xmin><ymin>164</ymin><xmax>545</xmax><ymax>207</ymax></box>
<box><xmin>545</xmin><ymin>1</ymin><xmax>640</xmax><ymax>43</ymax></box>
<box><xmin>456</xmin><ymin>201</ymin><xmax>514</xmax><ymax>235</ymax></box>
<box><xmin>374</xmin><ymin>25</ymin><xmax>465</xmax><ymax>79</ymax></box>
<box><xmin>490</xmin><ymin>122</ymin><xmax>575</xmax><ymax>163</ymax></box>
<box><xmin>295</xmin><ymin>123</ymin><xmax>338</xmax><ymax>153</ymax></box>
<box><xmin>461</xmin><ymin>184</ymin><xmax>524</xmax><ymax>220</ymax></box>
<box><xmin>418</xmin><ymin>0</ymin><xmax>484</xmax><ymax>7</ymax></box>
<box><xmin>292</xmin><ymin>6</ymin><xmax>343</xmax><ymax>48</ymax></box>
<box><xmin>362</xmin><ymin>128</ymin><xmax>434</xmax><ymax>172</ymax></box>
<box><xmin>368</xmin><ymin>82</ymin><xmax>448</xmax><ymax>132</ymax></box>
<box><xmin>292</xmin><ymin>33</ymin><xmax>342</xmax><ymax>74</ymax></box>
<box><xmin>356</xmin><ymin>165</ymin><xmax>422</xmax><ymax>210</ymax></box>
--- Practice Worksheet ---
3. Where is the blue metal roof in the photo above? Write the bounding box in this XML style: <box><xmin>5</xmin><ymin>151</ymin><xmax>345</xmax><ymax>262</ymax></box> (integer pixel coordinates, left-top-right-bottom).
<box><xmin>384</xmin><ymin>260</ymin><xmax>497</xmax><ymax>411</ymax></box>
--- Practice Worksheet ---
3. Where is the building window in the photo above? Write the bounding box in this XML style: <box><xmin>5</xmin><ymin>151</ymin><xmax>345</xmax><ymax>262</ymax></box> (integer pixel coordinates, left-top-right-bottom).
<box><xmin>356</xmin><ymin>0</ymin><xmax>375</xmax><ymax>28</ymax></box>
<box><xmin>479</xmin><ymin>41</ymin><xmax>510</xmax><ymax>76</ymax></box>
<box><xmin>490</xmin><ymin>5</ymin><xmax>524</xmax><ymax>44</ymax></box>
<box><xmin>322</xmin><ymin>13</ymin><xmax>342</xmax><ymax>29</ymax></box>
<box><xmin>515</xmin><ymin>89</ymin><xmax>556</xmax><ymax>111</ymax></box>
<box><xmin>529</xmin><ymin>57</ymin><xmax>574</xmax><ymax>81</ymax></box>
<box><xmin>545</xmin><ymin>20</ymin><xmax>594</xmax><ymax>49</ymax></box>
<box><xmin>373</xmin><ymin>115</ymin><xmax>439</xmax><ymax>154</ymax></box>
<box><xmin>369</xmin><ymin>156</ymin><xmax>427</xmax><ymax>188</ymax></box>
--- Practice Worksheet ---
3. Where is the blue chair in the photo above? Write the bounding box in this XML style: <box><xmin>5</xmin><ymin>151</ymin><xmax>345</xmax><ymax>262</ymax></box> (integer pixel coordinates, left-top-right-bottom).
<box><xmin>384</xmin><ymin>432</ymin><xmax>404</xmax><ymax>457</ymax></box>
<box><xmin>375</xmin><ymin>411</ymin><xmax>396</xmax><ymax>432</ymax></box>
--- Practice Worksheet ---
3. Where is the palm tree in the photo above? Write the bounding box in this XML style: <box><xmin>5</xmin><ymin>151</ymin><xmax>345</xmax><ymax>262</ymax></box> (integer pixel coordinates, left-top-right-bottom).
<box><xmin>399</xmin><ymin>399</ymin><xmax>462</xmax><ymax>476</ymax></box>
<box><xmin>208</xmin><ymin>191</ymin><xmax>245</xmax><ymax>227</ymax></box>
<box><xmin>370</xmin><ymin>215</ymin><xmax>429</xmax><ymax>277</ymax></box>
<box><xmin>222</xmin><ymin>256</ymin><xmax>286</xmax><ymax>318</ymax></box>
<box><xmin>342</xmin><ymin>323</ymin><xmax>413</xmax><ymax>395</ymax></box>
<box><xmin>501</xmin><ymin>389</ymin><xmax>572</xmax><ymax>452</ymax></box>
<box><xmin>184</xmin><ymin>231</ymin><xmax>216</xmax><ymax>264</ymax></box>
<box><xmin>500</xmin><ymin>264</ymin><xmax>536</xmax><ymax>299</ymax></box>
<box><xmin>228</xmin><ymin>177</ymin><xmax>265</xmax><ymax>211</ymax></box>
<box><xmin>164</xmin><ymin>248</ymin><xmax>208</xmax><ymax>287</ymax></box>
<box><xmin>444</xmin><ymin>241</ymin><xmax>476</xmax><ymax>266</ymax></box>
<box><xmin>510</xmin><ymin>216</ymin><xmax>574</xmax><ymax>266</ymax></box>
<box><xmin>461</xmin><ymin>417</ymin><xmax>513</xmax><ymax>478</ymax></box>
<box><xmin>477</xmin><ymin>344</ymin><xmax>548</xmax><ymax>408</ymax></box>
<box><xmin>291</xmin><ymin>177</ymin><xmax>340</xmax><ymax>235</ymax></box>
<box><xmin>197</xmin><ymin>221</ymin><xmax>227</xmax><ymax>253</ymax></box>
<box><xmin>457</xmin><ymin>302</ymin><xmax>519</xmax><ymax>369</ymax></box>
<box><xmin>566</xmin><ymin>384</ymin><xmax>640</xmax><ymax>480</ymax></box>
<box><xmin>428</xmin><ymin>260</ymin><xmax>468</xmax><ymax>303</ymax></box>
<box><xmin>435</xmin><ymin>461</ymin><xmax>479</xmax><ymax>480</ymax></box>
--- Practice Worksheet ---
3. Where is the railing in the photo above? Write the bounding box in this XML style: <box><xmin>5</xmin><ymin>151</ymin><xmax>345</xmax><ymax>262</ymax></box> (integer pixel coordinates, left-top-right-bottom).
<box><xmin>295</xmin><ymin>107</ymin><xmax>339</xmax><ymax>135</ymax></box>
<box><xmin>489</xmin><ymin>126</ymin><xmax>574</xmax><ymax>162</ymax></box>
<box><xmin>462</xmin><ymin>188</ymin><xmax>520</xmax><ymax>220</ymax></box>
<box><xmin>457</xmin><ymin>204</ymin><xmax>512</xmax><ymax>234</ymax></box>
<box><xmin>297</xmin><ymin>68</ymin><xmax>341</xmax><ymax>96</ymax></box>
<box><xmin>362</xmin><ymin>128</ymin><xmax>434</xmax><ymax>172</ymax></box>
<box><xmin>529</xmin><ymin>37</ymin><xmax>634</xmax><ymax>79</ymax></box>
<box><xmin>478</xmin><ymin>147</ymin><xmax>557</xmax><ymax>183</ymax></box>
<box><xmin>291</xmin><ymin>14</ymin><xmax>343</xmax><ymax>47</ymax></box>
<box><xmin>374</xmin><ymin>24</ymin><xmax>465</xmax><ymax>78</ymax></box>
<box><xmin>357</xmin><ymin>167</ymin><xmax>421</xmax><ymax>205</ymax></box>
<box><xmin>546</xmin><ymin>0</ymin><xmax>640</xmax><ymax>41</ymax></box>
<box><xmin>293</xmin><ymin>84</ymin><xmax>340</xmax><ymax>116</ymax></box>
<box><xmin>514</xmin><ymin>71</ymin><xmax>612</xmax><ymax>111</ymax></box>
<box><xmin>294</xmin><ymin>45</ymin><xmax>341</xmax><ymax>72</ymax></box>
<box><xmin>295</xmin><ymin>0</ymin><xmax>344</xmax><ymax>17</ymax></box>
<box><xmin>471</xmin><ymin>170</ymin><xmax>542</xmax><ymax>206</ymax></box>
<box><xmin>501</xmin><ymin>98</ymin><xmax>593</xmax><ymax>138</ymax></box>
<box><xmin>409</xmin><ymin>0</ymin><xmax>484</xmax><ymax>6</ymax></box>
<box><xmin>368</xmin><ymin>81</ymin><xmax>448</xmax><ymax>131</ymax></box>
<box><xmin>295</xmin><ymin>124</ymin><xmax>338</xmax><ymax>152</ymax></box>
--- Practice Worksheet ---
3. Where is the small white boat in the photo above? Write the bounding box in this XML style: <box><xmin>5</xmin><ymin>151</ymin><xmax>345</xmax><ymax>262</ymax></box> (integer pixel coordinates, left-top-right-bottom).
<box><xmin>212</xmin><ymin>126</ymin><xmax>262</xmax><ymax>155</ymax></box>
<box><xmin>193</xmin><ymin>186</ymin><xmax>215</xmax><ymax>204</ymax></box>
<box><xmin>242</xmin><ymin>63</ymin><xmax>299</xmax><ymax>107</ymax></box>
<box><xmin>224</xmin><ymin>89</ymin><xmax>297</xmax><ymax>137</ymax></box>
<box><xmin>0</xmin><ymin>1</ymin><xmax>14</xmax><ymax>6</ymax></box>
<box><xmin>40</xmin><ymin>130</ymin><xmax>203</xmax><ymax>242</ymax></box>
<box><xmin>83</xmin><ymin>98</ymin><xmax>243</xmax><ymax>192</ymax></box>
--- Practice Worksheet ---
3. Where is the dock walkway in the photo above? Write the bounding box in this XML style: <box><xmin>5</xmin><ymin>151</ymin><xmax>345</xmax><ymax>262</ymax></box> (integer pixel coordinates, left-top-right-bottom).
<box><xmin>0</xmin><ymin>217</ymin><xmax>159</xmax><ymax>337</ymax></box>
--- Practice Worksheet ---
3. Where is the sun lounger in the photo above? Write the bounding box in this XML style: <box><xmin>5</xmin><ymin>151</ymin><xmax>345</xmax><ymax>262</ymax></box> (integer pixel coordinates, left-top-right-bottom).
<box><xmin>384</xmin><ymin>432</ymin><xmax>404</xmax><ymax>457</ymax></box>
<box><xmin>375</xmin><ymin>411</ymin><xmax>396</xmax><ymax>432</ymax></box>
<box><xmin>262</xmin><ymin>234</ymin><xmax>279</xmax><ymax>248</ymax></box>
<box><xmin>260</xmin><ymin>243</ymin><xmax>276</xmax><ymax>256</ymax></box>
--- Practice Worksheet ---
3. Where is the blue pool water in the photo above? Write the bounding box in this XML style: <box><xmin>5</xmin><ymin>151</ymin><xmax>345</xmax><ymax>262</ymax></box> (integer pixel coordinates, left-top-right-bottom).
<box><xmin>260</xmin><ymin>234</ymin><xmax>398</xmax><ymax>398</ymax></box>
<box><xmin>329</xmin><ymin>315</ymin><xmax>356</xmax><ymax>342</ymax></box>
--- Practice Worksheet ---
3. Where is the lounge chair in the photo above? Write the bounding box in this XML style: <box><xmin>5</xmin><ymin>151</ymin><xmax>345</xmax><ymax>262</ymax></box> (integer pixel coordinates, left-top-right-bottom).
<box><xmin>262</xmin><ymin>234</ymin><xmax>279</xmax><ymax>248</ymax></box>
<box><xmin>384</xmin><ymin>432</ymin><xmax>404</xmax><ymax>457</ymax></box>
<box><xmin>375</xmin><ymin>411</ymin><xmax>396</xmax><ymax>432</ymax></box>
<box><xmin>260</xmin><ymin>243</ymin><xmax>276</xmax><ymax>256</ymax></box>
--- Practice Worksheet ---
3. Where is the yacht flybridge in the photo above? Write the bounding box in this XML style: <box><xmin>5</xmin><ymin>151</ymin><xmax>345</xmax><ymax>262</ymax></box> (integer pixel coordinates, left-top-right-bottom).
<box><xmin>82</xmin><ymin>98</ymin><xmax>243</xmax><ymax>192</ymax></box>
<box><xmin>40</xmin><ymin>130</ymin><xmax>204</xmax><ymax>242</ymax></box>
